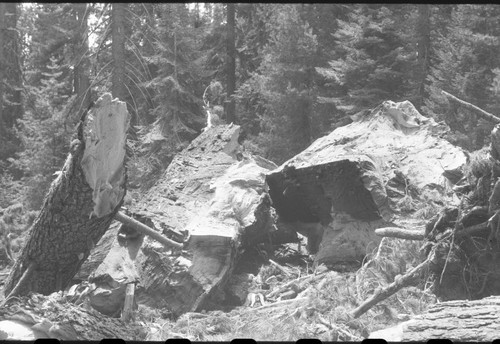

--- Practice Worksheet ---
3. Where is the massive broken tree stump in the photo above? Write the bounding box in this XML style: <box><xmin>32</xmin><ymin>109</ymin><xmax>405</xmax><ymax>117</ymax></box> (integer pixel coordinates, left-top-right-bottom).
<box><xmin>3</xmin><ymin>93</ymin><xmax>129</xmax><ymax>298</ymax></box>
<box><xmin>89</xmin><ymin>123</ymin><xmax>277</xmax><ymax>316</ymax></box>
<box><xmin>266</xmin><ymin>100</ymin><xmax>466</xmax><ymax>268</ymax></box>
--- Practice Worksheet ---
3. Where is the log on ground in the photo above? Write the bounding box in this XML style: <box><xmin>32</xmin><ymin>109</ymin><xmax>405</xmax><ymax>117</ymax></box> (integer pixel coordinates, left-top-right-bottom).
<box><xmin>401</xmin><ymin>296</ymin><xmax>500</xmax><ymax>341</ymax></box>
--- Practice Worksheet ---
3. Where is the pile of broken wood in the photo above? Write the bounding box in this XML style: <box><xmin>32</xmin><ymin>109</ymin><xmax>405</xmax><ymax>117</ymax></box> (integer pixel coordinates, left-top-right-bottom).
<box><xmin>365</xmin><ymin>91</ymin><xmax>500</xmax><ymax>339</ymax></box>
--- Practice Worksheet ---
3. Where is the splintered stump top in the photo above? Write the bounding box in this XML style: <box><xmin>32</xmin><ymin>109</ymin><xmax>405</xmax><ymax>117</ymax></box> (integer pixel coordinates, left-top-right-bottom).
<box><xmin>2</xmin><ymin>93</ymin><xmax>129</xmax><ymax>298</ymax></box>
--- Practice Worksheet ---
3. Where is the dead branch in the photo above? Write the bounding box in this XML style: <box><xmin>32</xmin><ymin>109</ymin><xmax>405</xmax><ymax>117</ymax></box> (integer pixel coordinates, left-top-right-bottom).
<box><xmin>114</xmin><ymin>211</ymin><xmax>183</xmax><ymax>250</ymax></box>
<box><xmin>441</xmin><ymin>90</ymin><xmax>500</xmax><ymax>124</ymax></box>
<box><xmin>266</xmin><ymin>271</ymin><xmax>327</xmax><ymax>299</ymax></box>
<box><xmin>269</xmin><ymin>259</ymin><xmax>292</xmax><ymax>276</ymax></box>
<box><xmin>374</xmin><ymin>227</ymin><xmax>425</xmax><ymax>240</ymax></box>
<box><xmin>248</xmin><ymin>297</ymin><xmax>308</xmax><ymax>312</ymax></box>
<box><xmin>351</xmin><ymin>247</ymin><xmax>436</xmax><ymax>318</ymax></box>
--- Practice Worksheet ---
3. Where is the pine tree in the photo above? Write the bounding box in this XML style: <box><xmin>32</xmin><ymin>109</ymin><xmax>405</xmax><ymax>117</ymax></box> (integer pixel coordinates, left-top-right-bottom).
<box><xmin>17</xmin><ymin>56</ymin><xmax>73</xmax><ymax>209</ymax></box>
<box><xmin>424</xmin><ymin>5</ymin><xmax>500</xmax><ymax>150</ymax></box>
<box><xmin>317</xmin><ymin>4</ymin><xmax>418</xmax><ymax>115</ymax></box>
<box><xmin>0</xmin><ymin>3</ymin><xmax>23</xmax><ymax>170</ymax></box>
<box><xmin>240</xmin><ymin>4</ymin><xmax>319</xmax><ymax>163</ymax></box>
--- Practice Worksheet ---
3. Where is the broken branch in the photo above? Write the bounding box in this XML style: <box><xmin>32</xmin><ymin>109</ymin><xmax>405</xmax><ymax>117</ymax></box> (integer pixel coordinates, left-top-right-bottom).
<box><xmin>269</xmin><ymin>259</ymin><xmax>292</xmax><ymax>276</ymax></box>
<box><xmin>114</xmin><ymin>211</ymin><xmax>183</xmax><ymax>250</ymax></box>
<box><xmin>441</xmin><ymin>90</ymin><xmax>500</xmax><ymax>124</ymax></box>
<box><xmin>351</xmin><ymin>247</ymin><xmax>436</xmax><ymax>318</ymax></box>
<box><xmin>374</xmin><ymin>227</ymin><xmax>425</xmax><ymax>240</ymax></box>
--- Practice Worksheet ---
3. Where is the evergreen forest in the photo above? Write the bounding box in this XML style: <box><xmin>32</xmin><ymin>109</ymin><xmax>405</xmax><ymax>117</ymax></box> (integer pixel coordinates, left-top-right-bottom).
<box><xmin>1</xmin><ymin>3</ymin><xmax>500</xmax><ymax>212</ymax></box>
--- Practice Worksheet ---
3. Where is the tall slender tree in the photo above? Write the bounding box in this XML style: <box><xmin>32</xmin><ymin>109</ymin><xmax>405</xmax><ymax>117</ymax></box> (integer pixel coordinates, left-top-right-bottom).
<box><xmin>225</xmin><ymin>3</ymin><xmax>236</xmax><ymax>123</ymax></box>
<box><xmin>0</xmin><ymin>3</ymin><xmax>23</xmax><ymax>168</ymax></box>
<box><xmin>111</xmin><ymin>3</ymin><xmax>127</xmax><ymax>103</ymax></box>
<box><xmin>72</xmin><ymin>3</ymin><xmax>91</xmax><ymax>115</ymax></box>
<box><xmin>0</xmin><ymin>2</ymin><xmax>5</xmax><ymax>138</ymax></box>
<box><xmin>415</xmin><ymin>4</ymin><xmax>431</xmax><ymax>108</ymax></box>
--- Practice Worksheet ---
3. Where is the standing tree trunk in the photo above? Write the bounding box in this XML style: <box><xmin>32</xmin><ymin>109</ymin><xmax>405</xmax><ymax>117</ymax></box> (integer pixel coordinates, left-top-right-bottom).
<box><xmin>0</xmin><ymin>3</ymin><xmax>22</xmax><ymax>168</ymax></box>
<box><xmin>73</xmin><ymin>3</ymin><xmax>91</xmax><ymax>116</ymax></box>
<box><xmin>3</xmin><ymin>93</ymin><xmax>130</xmax><ymax>298</ymax></box>
<box><xmin>415</xmin><ymin>4</ymin><xmax>430</xmax><ymax>108</ymax></box>
<box><xmin>0</xmin><ymin>2</ymin><xmax>5</xmax><ymax>138</ymax></box>
<box><xmin>111</xmin><ymin>3</ymin><xmax>127</xmax><ymax>104</ymax></box>
<box><xmin>225</xmin><ymin>3</ymin><xmax>236</xmax><ymax>124</ymax></box>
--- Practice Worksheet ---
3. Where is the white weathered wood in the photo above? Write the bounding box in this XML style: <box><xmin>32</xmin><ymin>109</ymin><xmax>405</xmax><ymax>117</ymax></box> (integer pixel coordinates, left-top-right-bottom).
<box><xmin>81</xmin><ymin>93</ymin><xmax>129</xmax><ymax>218</ymax></box>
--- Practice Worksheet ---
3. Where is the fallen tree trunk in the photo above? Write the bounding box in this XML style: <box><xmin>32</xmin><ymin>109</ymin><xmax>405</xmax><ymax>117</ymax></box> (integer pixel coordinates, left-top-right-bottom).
<box><xmin>3</xmin><ymin>93</ymin><xmax>129</xmax><ymax>298</ymax></box>
<box><xmin>370</xmin><ymin>296</ymin><xmax>500</xmax><ymax>341</ymax></box>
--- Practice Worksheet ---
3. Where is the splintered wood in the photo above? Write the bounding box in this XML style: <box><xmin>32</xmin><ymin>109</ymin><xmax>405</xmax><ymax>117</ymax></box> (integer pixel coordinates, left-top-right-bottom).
<box><xmin>3</xmin><ymin>93</ymin><xmax>129</xmax><ymax>298</ymax></box>
<box><xmin>81</xmin><ymin>93</ymin><xmax>129</xmax><ymax>218</ymax></box>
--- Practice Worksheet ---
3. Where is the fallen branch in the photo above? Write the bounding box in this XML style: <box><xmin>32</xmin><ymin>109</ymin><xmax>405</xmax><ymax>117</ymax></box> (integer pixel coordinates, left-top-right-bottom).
<box><xmin>351</xmin><ymin>247</ymin><xmax>436</xmax><ymax>318</ymax></box>
<box><xmin>266</xmin><ymin>272</ymin><xmax>326</xmax><ymax>299</ymax></box>
<box><xmin>441</xmin><ymin>90</ymin><xmax>500</xmax><ymax>124</ymax></box>
<box><xmin>374</xmin><ymin>227</ymin><xmax>425</xmax><ymax>240</ymax></box>
<box><xmin>317</xmin><ymin>315</ymin><xmax>362</xmax><ymax>341</ymax></box>
<box><xmin>269</xmin><ymin>259</ymin><xmax>292</xmax><ymax>276</ymax></box>
<box><xmin>114</xmin><ymin>211</ymin><xmax>183</xmax><ymax>250</ymax></box>
<box><xmin>248</xmin><ymin>297</ymin><xmax>308</xmax><ymax>312</ymax></box>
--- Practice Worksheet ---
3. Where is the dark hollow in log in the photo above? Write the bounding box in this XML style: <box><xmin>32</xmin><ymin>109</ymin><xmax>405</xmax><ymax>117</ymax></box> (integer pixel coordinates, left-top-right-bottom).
<box><xmin>3</xmin><ymin>93</ymin><xmax>129</xmax><ymax>298</ymax></box>
<box><xmin>266</xmin><ymin>161</ymin><xmax>380</xmax><ymax>224</ymax></box>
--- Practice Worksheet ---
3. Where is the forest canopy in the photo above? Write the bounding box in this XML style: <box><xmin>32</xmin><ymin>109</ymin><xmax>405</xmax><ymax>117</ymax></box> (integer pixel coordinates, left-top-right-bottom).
<box><xmin>1</xmin><ymin>3</ymin><xmax>499</xmax><ymax>211</ymax></box>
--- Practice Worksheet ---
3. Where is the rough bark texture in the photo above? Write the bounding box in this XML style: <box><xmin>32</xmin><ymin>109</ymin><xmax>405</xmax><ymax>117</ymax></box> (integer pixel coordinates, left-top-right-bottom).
<box><xmin>403</xmin><ymin>296</ymin><xmax>500</xmax><ymax>341</ymax></box>
<box><xmin>0</xmin><ymin>293</ymin><xmax>145</xmax><ymax>340</ymax></box>
<box><xmin>2</xmin><ymin>93</ymin><xmax>129</xmax><ymax>297</ymax></box>
<box><xmin>369</xmin><ymin>296</ymin><xmax>500</xmax><ymax>341</ymax></box>
<box><xmin>0</xmin><ymin>2</ymin><xmax>5</xmax><ymax>137</ymax></box>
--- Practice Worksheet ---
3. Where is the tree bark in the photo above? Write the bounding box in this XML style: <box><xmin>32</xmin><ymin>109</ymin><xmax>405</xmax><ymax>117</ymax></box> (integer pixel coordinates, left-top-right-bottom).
<box><xmin>0</xmin><ymin>2</ymin><xmax>5</xmax><ymax>137</ymax></box>
<box><xmin>400</xmin><ymin>296</ymin><xmax>500</xmax><ymax>341</ymax></box>
<box><xmin>225</xmin><ymin>3</ymin><xmax>236</xmax><ymax>124</ymax></box>
<box><xmin>3</xmin><ymin>93</ymin><xmax>129</xmax><ymax>298</ymax></box>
